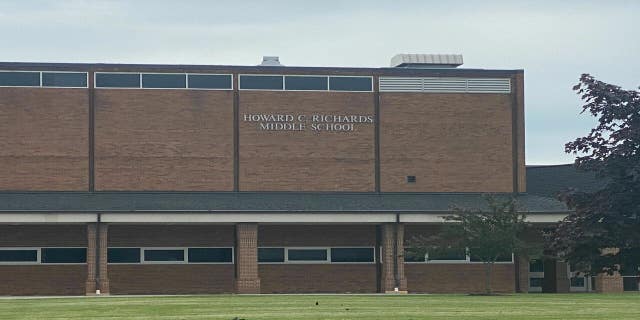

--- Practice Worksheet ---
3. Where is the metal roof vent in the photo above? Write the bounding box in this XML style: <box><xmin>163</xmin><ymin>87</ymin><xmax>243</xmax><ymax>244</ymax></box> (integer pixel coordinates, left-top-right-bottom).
<box><xmin>259</xmin><ymin>56</ymin><xmax>284</xmax><ymax>67</ymax></box>
<box><xmin>390</xmin><ymin>54</ymin><xmax>463</xmax><ymax>68</ymax></box>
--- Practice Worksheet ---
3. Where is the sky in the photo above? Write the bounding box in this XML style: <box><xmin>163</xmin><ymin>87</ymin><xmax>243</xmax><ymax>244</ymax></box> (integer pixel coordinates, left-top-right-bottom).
<box><xmin>1</xmin><ymin>0</ymin><xmax>638</xmax><ymax>164</ymax></box>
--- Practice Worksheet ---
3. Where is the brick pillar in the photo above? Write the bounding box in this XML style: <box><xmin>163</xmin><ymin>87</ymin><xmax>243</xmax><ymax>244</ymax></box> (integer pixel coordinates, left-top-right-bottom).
<box><xmin>381</xmin><ymin>223</ymin><xmax>395</xmax><ymax>292</ymax></box>
<box><xmin>595</xmin><ymin>272</ymin><xmax>624</xmax><ymax>293</ymax></box>
<box><xmin>396</xmin><ymin>223</ymin><xmax>407</xmax><ymax>291</ymax></box>
<box><xmin>97</xmin><ymin>224</ymin><xmax>109</xmax><ymax>294</ymax></box>
<box><xmin>516</xmin><ymin>255</ymin><xmax>529</xmax><ymax>293</ymax></box>
<box><xmin>85</xmin><ymin>223</ymin><xmax>97</xmax><ymax>295</ymax></box>
<box><xmin>555</xmin><ymin>261</ymin><xmax>570</xmax><ymax>293</ymax></box>
<box><xmin>235</xmin><ymin>223</ymin><xmax>260</xmax><ymax>294</ymax></box>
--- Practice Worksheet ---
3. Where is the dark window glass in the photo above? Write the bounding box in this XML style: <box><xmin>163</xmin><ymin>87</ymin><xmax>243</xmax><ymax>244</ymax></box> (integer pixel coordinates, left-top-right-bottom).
<box><xmin>529</xmin><ymin>277</ymin><xmax>543</xmax><ymax>287</ymax></box>
<box><xmin>331</xmin><ymin>248</ymin><xmax>374</xmax><ymax>263</ymax></box>
<box><xmin>42</xmin><ymin>72</ymin><xmax>87</xmax><ymax>87</ymax></box>
<box><xmin>188</xmin><ymin>248</ymin><xmax>232</xmax><ymax>263</ymax></box>
<box><xmin>285</xmin><ymin>76</ymin><xmax>328</xmax><ymax>90</ymax></box>
<box><xmin>529</xmin><ymin>259</ymin><xmax>544</xmax><ymax>272</ymax></box>
<box><xmin>428</xmin><ymin>248</ymin><xmax>467</xmax><ymax>261</ymax></box>
<box><xmin>470</xmin><ymin>252</ymin><xmax>512</xmax><ymax>262</ymax></box>
<box><xmin>188</xmin><ymin>74</ymin><xmax>232</xmax><ymax>89</ymax></box>
<box><xmin>144</xmin><ymin>249</ymin><xmax>184</xmax><ymax>262</ymax></box>
<box><xmin>142</xmin><ymin>73</ymin><xmax>186</xmax><ymax>88</ymax></box>
<box><xmin>287</xmin><ymin>249</ymin><xmax>327</xmax><ymax>261</ymax></box>
<box><xmin>0</xmin><ymin>249</ymin><xmax>38</xmax><ymax>262</ymax></box>
<box><xmin>570</xmin><ymin>277</ymin><xmax>585</xmax><ymax>287</ymax></box>
<box><xmin>108</xmin><ymin>248</ymin><xmax>140</xmax><ymax>263</ymax></box>
<box><xmin>240</xmin><ymin>75</ymin><xmax>283</xmax><ymax>90</ymax></box>
<box><xmin>258</xmin><ymin>248</ymin><xmax>285</xmax><ymax>263</ymax></box>
<box><xmin>404</xmin><ymin>248</ymin><xmax>426</xmax><ymax>262</ymax></box>
<box><xmin>95</xmin><ymin>73</ymin><xmax>140</xmax><ymax>88</ymax></box>
<box><xmin>329</xmin><ymin>76</ymin><xmax>372</xmax><ymax>91</ymax></box>
<box><xmin>41</xmin><ymin>248</ymin><xmax>86</xmax><ymax>263</ymax></box>
<box><xmin>406</xmin><ymin>176</ymin><xmax>416</xmax><ymax>183</ymax></box>
<box><xmin>0</xmin><ymin>71</ymin><xmax>40</xmax><ymax>86</ymax></box>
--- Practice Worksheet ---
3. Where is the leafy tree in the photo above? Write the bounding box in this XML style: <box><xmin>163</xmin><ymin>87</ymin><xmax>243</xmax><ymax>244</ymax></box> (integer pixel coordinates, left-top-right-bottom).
<box><xmin>549</xmin><ymin>74</ymin><xmax>640</xmax><ymax>274</ymax></box>
<box><xmin>407</xmin><ymin>196</ymin><xmax>533</xmax><ymax>294</ymax></box>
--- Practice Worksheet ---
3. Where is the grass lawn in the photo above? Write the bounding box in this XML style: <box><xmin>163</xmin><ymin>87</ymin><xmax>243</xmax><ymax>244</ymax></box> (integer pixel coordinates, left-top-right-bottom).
<box><xmin>0</xmin><ymin>293</ymin><xmax>638</xmax><ymax>320</ymax></box>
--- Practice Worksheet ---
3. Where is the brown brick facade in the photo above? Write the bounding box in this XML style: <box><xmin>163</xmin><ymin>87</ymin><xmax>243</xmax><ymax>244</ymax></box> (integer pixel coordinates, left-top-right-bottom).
<box><xmin>0</xmin><ymin>88</ymin><xmax>89</xmax><ymax>191</ymax></box>
<box><xmin>94</xmin><ymin>90</ymin><xmax>234</xmax><ymax>191</ymax></box>
<box><xmin>238</xmin><ymin>91</ymin><xmax>375</xmax><ymax>192</ymax></box>
<box><xmin>406</xmin><ymin>263</ymin><xmax>515</xmax><ymax>293</ymax></box>
<box><xmin>380</xmin><ymin>93</ymin><xmax>515</xmax><ymax>192</ymax></box>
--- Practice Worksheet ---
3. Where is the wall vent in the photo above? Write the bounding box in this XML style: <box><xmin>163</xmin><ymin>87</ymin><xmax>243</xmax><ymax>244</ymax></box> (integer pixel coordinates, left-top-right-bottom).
<box><xmin>406</xmin><ymin>176</ymin><xmax>416</xmax><ymax>183</ymax></box>
<box><xmin>379</xmin><ymin>77</ymin><xmax>511</xmax><ymax>93</ymax></box>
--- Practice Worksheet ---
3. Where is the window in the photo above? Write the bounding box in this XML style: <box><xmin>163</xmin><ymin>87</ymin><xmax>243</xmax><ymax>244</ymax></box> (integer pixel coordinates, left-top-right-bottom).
<box><xmin>529</xmin><ymin>277</ymin><xmax>543</xmax><ymax>288</ymax></box>
<box><xmin>42</xmin><ymin>72</ymin><xmax>87</xmax><ymax>87</ymax></box>
<box><xmin>143</xmin><ymin>249</ymin><xmax>184</xmax><ymax>262</ymax></box>
<box><xmin>529</xmin><ymin>259</ymin><xmax>544</xmax><ymax>273</ymax></box>
<box><xmin>329</xmin><ymin>76</ymin><xmax>372</xmax><ymax>92</ymax></box>
<box><xmin>41</xmin><ymin>248</ymin><xmax>86</xmax><ymax>263</ymax></box>
<box><xmin>188</xmin><ymin>248</ymin><xmax>233</xmax><ymax>263</ymax></box>
<box><xmin>287</xmin><ymin>248</ymin><xmax>328</xmax><ymax>262</ymax></box>
<box><xmin>258</xmin><ymin>248</ymin><xmax>285</xmax><ymax>263</ymax></box>
<box><xmin>330</xmin><ymin>248</ymin><xmax>374</xmax><ymax>263</ymax></box>
<box><xmin>142</xmin><ymin>73</ymin><xmax>186</xmax><ymax>89</ymax></box>
<box><xmin>284</xmin><ymin>76</ymin><xmax>328</xmax><ymax>91</ymax></box>
<box><xmin>0</xmin><ymin>249</ymin><xmax>38</xmax><ymax>263</ymax></box>
<box><xmin>0</xmin><ymin>71</ymin><xmax>40</xmax><ymax>86</ymax></box>
<box><xmin>239</xmin><ymin>75</ymin><xmax>283</xmax><ymax>90</ymax></box>
<box><xmin>108</xmin><ymin>248</ymin><xmax>141</xmax><ymax>263</ymax></box>
<box><xmin>571</xmin><ymin>277</ymin><xmax>585</xmax><ymax>287</ymax></box>
<box><xmin>187</xmin><ymin>74</ymin><xmax>232</xmax><ymax>89</ymax></box>
<box><xmin>406</xmin><ymin>175</ymin><xmax>416</xmax><ymax>183</ymax></box>
<box><xmin>427</xmin><ymin>248</ymin><xmax>467</xmax><ymax>261</ymax></box>
<box><xmin>95</xmin><ymin>73</ymin><xmax>140</xmax><ymax>88</ymax></box>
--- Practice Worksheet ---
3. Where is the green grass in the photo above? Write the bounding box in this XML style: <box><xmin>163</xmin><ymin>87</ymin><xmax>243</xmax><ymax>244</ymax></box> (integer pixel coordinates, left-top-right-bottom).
<box><xmin>0</xmin><ymin>294</ymin><xmax>638</xmax><ymax>320</ymax></box>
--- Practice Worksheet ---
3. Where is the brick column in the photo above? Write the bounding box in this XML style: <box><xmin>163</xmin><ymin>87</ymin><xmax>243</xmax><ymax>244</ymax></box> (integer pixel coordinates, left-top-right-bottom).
<box><xmin>85</xmin><ymin>223</ymin><xmax>97</xmax><ymax>295</ymax></box>
<box><xmin>595</xmin><ymin>272</ymin><xmax>624</xmax><ymax>293</ymax></box>
<box><xmin>516</xmin><ymin>255</ymin><xmax>529</xmax><ymax>293</ymax></box>
<box><xmin>396</xmin><ymin>223</ymin><xmax>407</xmax><ymax>291</ymax></box>
<box><xmin>235</xmin><ymin>223</ymin><xmax>260</xmax><ymax>294</ymax></box>
<box><xmin>97</xmin><ymin>224</ymin><xmax>109</xmax><ymax>294</ymax></box>
<box><xmin>555</xmin><ymin>261</ymin><xmax>570</xmax><ymax>293</ymax></box>
<box><xmin>381</xmin><ymin>224</ymin><xmax>395</xmax><ymax>292</ymax></box>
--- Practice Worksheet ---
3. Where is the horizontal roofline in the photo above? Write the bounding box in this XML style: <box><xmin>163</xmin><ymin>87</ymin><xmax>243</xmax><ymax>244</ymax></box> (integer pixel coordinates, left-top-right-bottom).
<box><xmin>526</xmin><ymin>164</ymin><xmax>574</xmax><ymax>169</ymax></box>
<box><xmin>0</xmin><ymin>61</ymin><xmax>523</xmax><ymax>75</ymax></box>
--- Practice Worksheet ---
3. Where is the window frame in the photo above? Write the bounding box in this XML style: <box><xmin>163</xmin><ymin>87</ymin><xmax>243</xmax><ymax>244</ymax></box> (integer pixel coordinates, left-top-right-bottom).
<box><xmin>404</xmin><ymin>248</ymin><xmax>514</xmax><ymax>264</ymax></box>
<box><xmin>0</xmin><ymin>70</ymin><xmax>88</xmax><ymax>89</ymax></box>
<box><xmin>238</xmin><ymin>74</ymin><xmax>285</xmax><ymax>91</ymax></box>
<box><xmin>0</xmin><ymin>247</ymin><xmax>41</xmax><ymax>265</ymax></box>
<box><xmin>258</xmin><ymin>246</ymin><xmax>376</xmax><ymax>264</ymax></box>
<box><xmin>108</xmin><ymin>247</ymin><xmax>234</xmax><ymax>265</ymax></box>
<box><xmin>283</xmin><ymin>75</ymin><xmax>329</xmax><ymax>91</ymax></box>
<box><xmin>328</xmin><ymin>75</ymin><xmax>374</xmax><ymax>92</ymax></box>
<box><xmin>39</xmin><ymin>247</ymin><xmax>87</xmax><ymax>265</ymax></box>
<box><xmin>94</xmin><ymin>72</ymin><xmax>234</xmax><ymax>90</ymax></box>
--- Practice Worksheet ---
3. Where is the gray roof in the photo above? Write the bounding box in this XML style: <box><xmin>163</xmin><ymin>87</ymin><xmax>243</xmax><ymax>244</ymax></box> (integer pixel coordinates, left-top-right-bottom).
<box><xmin>526</xmin><ymin>164</ymin><xmax>605</xmax><ymax>198</ymax></box>
<box><xmin>0</xmin><ymin>192</ymin><xmax>568</xmax><ymax>213</ymax></box>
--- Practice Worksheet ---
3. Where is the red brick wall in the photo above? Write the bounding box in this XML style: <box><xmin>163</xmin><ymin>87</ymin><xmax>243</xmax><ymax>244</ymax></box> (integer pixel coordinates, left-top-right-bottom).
<box><xmin>108</xmin><ymin>225</ymin><xmax>234</xmax><ymax>247</ymax></box>
<box><xmin>380</xmin><ymin>92</ymin><xmax>514</xmax><ymax>192</ymax></box>
<box><xmin>260</xmin><ymin>264</ymin><xmax>376</xmax><ymax>293</ymax></box>
<box><xmin>406</xmin><ymin>263</ymin><xmax>515</xmax><ymax>293</ymax></box>
<box><xmin>239</xmin><ymin>91</ymin><xmax>375</xmax><ymax>192</ymax></box>
<box><xmin>0</xmin><ymin>88</ymin><xmax>88</xmax><ymax>191</ymax></box>
<box><xmin>258</xmin><ymin>225</ymin><xmax>376</xmax><ymax>246</ymax></box>
<box><xmin>0</xmin><ymin>225</ymin><xmax>87</xmax><ymax>295</ymax></box>
<box><xmin>109</xmin><ymin>265</ymin><xmax>234</xmax><ymax>294</ymax></box>
<box><xmin>0</xmin><ymin>265</ymin><xmax>86</xmax><ymax>296</ymax></box>
<box><xmin>94</xmin><ymin>90</ymin><xmax>234</xmax><ymax>191</ymax></box>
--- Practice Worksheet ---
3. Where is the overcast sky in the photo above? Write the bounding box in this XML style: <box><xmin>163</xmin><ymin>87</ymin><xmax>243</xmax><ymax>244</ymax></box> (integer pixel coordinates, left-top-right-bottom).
<box><xmin>1</xmin><ymin>0</ymin><xmax>638</xmax><ymax>164</ymax></box>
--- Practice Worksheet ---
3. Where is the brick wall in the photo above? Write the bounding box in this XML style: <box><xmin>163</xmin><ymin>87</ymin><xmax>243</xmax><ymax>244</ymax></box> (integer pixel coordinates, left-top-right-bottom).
<box><xmin>380</xmin><ymin>93</ymin><xmax>514</xmax><ymax>192</ymax></box>
<box><xmin>109</xmin><ymin>265</ymin><xmax>234</xmax><ymax>294</ymax></box>
<box><xmin>406</xmin><ymin>263</ymin><xmax>515</xmax><ymax>293</ymax></box>
<box><xmin>108</xmin><ymin>225</ymin><xmax>234</xmax><ymax>247</ymax></box>
<box><xmin>95</xmin><ymin>90</ymin><xmax>234</xmax><ymax>191</ymax></box>
<box><xmin>239</xmin><ymin>91</ymin><xmax>375</xmax><ymax>192</ymax></box>
<box><xmin>0</xmin><ymin>225</ymin><xmax>87</xmax><ymax>295</ymax></box>
<box><xmin>260</xmin><ymin>264</ymin><xmax>377</xmax><ymax>293</ymax></box>
<box><xmin>0</xmin><ymin>88</ymin><xmax>89</xmax><ymax>191</ymax></box>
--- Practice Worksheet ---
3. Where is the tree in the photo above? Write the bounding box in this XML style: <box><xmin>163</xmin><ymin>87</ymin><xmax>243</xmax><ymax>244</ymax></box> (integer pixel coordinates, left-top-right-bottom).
<box><xmin>407</xmin><ymin>196</ymin><xmax>533</xmax><ymax>294</ymax></box>
<box><xmin>549</xmin><ymin>74</ymin><xmax>640</xmax><ymax>275</ymax></box>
